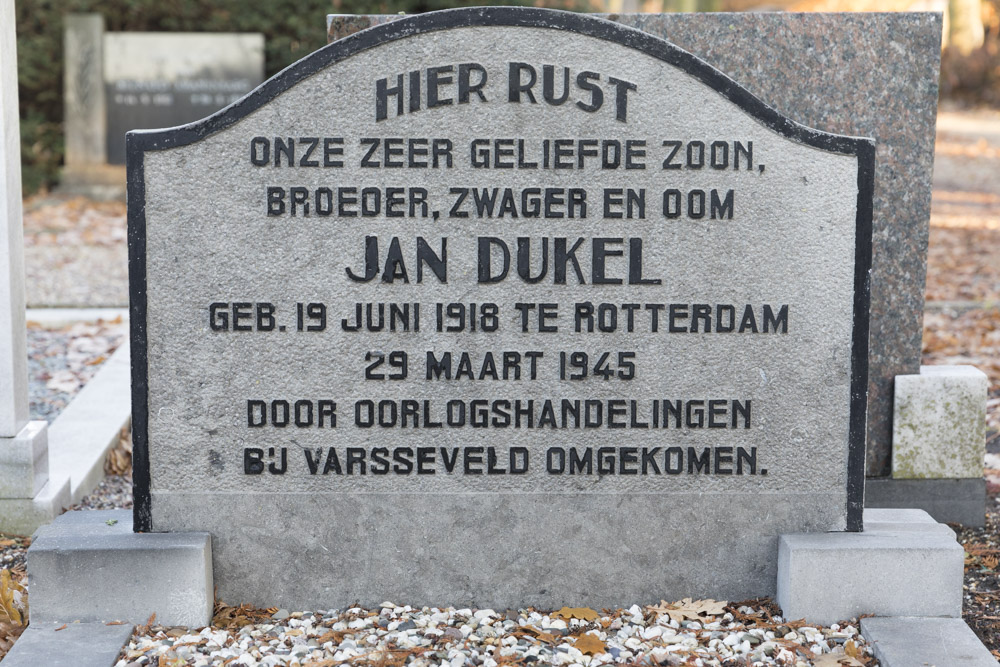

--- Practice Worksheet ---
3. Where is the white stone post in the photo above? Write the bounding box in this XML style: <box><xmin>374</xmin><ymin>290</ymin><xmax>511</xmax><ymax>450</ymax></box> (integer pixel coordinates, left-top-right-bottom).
<box><xmin>0</xmin><ymin>0</ymin><xmax>69</xmax><ymax>533</ymax></box>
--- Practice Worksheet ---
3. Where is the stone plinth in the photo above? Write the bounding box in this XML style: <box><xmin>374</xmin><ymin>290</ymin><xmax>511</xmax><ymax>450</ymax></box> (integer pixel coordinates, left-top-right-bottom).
<box><xmin>892</xmin><ymin>365</ymin><xmax>988</xmax><ymax>479</ymax></box>
<box><xmin>28</xmin><ymin>510</ymin><xmax>213</xmax><ymax>626</ymax></box>
<box><xmin>777</xmin><ymin>509</ymin><xmax>964</xmax><ymax>625</ymax></box>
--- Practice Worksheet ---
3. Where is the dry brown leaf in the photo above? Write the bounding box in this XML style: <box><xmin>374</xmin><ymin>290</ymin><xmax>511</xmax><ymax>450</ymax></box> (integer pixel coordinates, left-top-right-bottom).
<box><xmin>517</xmin><ymin>626</ymin><xmax>557</xmax><ymax>643</ymax></box>
<box><xmin>552</xmin><ymin>606</ymin><xmax>600</xmax><ymax>622</ymax></box>
<box><xmin>574</xmin><ymin>633</ymin><xmax>606</xmax><ymax>655</ymax></box>
<box><xmin>647</xmin><ymin>597</ymin><xmax>727</xmax><ymax>623</ymax></box>
<box><xmin>983</xmin><ymin>555</ymin><xmax>998</xmax><ymax>569</ymax></box>
<box><xmin>844</xmin><ymin>639</ymin><xmax>859</xmax><ymax>657</ymax></box>
<box><xmin>54</xmin><ymin>623</ymin><xmax>67</xmax><ymax>631</ymax></box>
<box><xmin>0</xmin><ymin>569</ymin><xmax>27</xmax><ymax>626</ymax></box>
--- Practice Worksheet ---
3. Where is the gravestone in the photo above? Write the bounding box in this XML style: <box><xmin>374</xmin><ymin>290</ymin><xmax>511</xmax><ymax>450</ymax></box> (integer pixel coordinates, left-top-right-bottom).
<box><xmin>103</xmin><ymin>32</ymin><xmax>265</xmax><ymax>164</ymax></box>
<box><xmin>129</xmin><ymin>7</ymin><xmax>872</xmax><ymax>608</ymax></box>
<box><xmin>329</xmin><ymin>11</ymin><xmax>943</xmax><ymax>480</ymax></box>
<box><xmin>61</xmin><ymin>16</ymin><xmax>265</xmax><ymax>197</ymax></box>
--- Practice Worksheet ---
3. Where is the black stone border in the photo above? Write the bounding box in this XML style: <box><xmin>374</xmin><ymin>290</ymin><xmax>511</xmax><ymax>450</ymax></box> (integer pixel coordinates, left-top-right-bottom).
<box><xmin>127</xmin><ymin>6</ymin><xmax>874</xmax><ymax>533</ymax></box>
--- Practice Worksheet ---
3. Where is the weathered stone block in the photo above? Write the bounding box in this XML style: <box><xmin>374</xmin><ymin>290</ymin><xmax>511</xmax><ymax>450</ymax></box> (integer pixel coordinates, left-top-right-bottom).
<box><xmin>328</xmin><ymin>11</ymin><xmax>944</xmax><ymax>478</ymax></box>
<box><xmin>0</xmin><ymin>420</ymin><xmax>48</xmax><ymax>498</ymax></box>
<box><xmin>860</xmin><ymin>617</ymin><xmax>997</xmax><ymax>667</ymax></box>
<box><xmin>28</xmin><ymin>510</ymin><xmax>212</xmax><ymax>626</ymax></box>
<box><xmin>893</xmin><ymin>365</ymin><xmax>988</xmax><ymax>479</ymax></box>
<box><xmin>0</xmin><ymin>621</ymin><xmax>134</xmax><ymax>667</ymax></box>
<box><xmin>777</xmin><ymin>508</ymin><xmax>964</xmax><ymax>625</ymax></box>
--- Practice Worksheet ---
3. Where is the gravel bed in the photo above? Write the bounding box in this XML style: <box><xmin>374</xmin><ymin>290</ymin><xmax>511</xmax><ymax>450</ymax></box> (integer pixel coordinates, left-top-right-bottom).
<box><xmin>68</xmin><ymin>474</ymin><xmax>134</xmax><ymax>511</ymax></box>
<box><xmin>26</xmin><ymin>319</ymin><xmax>127</xmax><ymax>423</ymax></box>
<box><xmin>116</xmin><ymin>602</ymin><xmax>876</xmax><ymax>667</ymax></box>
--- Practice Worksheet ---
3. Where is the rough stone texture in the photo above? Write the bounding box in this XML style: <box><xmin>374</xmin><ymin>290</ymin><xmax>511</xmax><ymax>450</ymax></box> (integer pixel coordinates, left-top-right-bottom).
<box><xmin>777</xmin><ymin>508</ymin><xmax>964</xmax><ymax>625</ymax></box>
<box><xmin>866</xmin><ymin>476</ymin><xmax>986</xmax><ymax>527</ymax></box>
<box><xmin>136</xmin><ymin>12</ymin><xmax>869</xmax><ymax>608</ymax></box>
<box><xmin>860</xmin><ymin>617</ymin><xmax>998</xmax><ymax>667</ymax></box>
<box><xmin>63</xmin><ymin>14</ymin><xmax>107</xmax><ymax>168</ymax></box>
<box><xmin>0</xmin><ymin>420</ymin><xmax>48</xmax><ymax>498</ymax></box>
<box><xmin>28</xmin><ymin>509</ymin><xmax>213</xmax><ymax>626</ymax></box>
<box><xmin>329</xmin><ymin>11</ymin><xmax>942</xmax><ymax>478</ymax></box>
<box><xmin>0</xmin><ymin>621</ymin><xmax>135</xmax><ymax>667</ymax></box>
<box><xmin>893</xmin><ymin>365</ymin><xmax>988</xmax><ymax>479</ymax></box>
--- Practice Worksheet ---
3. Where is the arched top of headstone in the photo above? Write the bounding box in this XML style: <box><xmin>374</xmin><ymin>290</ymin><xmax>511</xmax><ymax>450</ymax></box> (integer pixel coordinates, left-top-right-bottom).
<box><xmin>126</xmin><ymin>7</ymin><xmax>873</xmax><ymax>161</ymax></box>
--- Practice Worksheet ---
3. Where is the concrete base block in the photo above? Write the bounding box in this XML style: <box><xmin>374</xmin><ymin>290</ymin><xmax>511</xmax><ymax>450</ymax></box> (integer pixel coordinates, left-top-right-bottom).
<box><xmin>0</xmin><ymin>477</ymin><xmax>71</xmax><ymax>535</ymax></box>
<box><xmin>28</xmin><ymin>509</ymin><xmax>213</xmax><ymax>626</ymax></box>
<box><xmin>860</xmin><ymin>617</ymin><xmax>997</xmax><ymax>666</ymax></box>
<box><xmin>0</xmin><ymin>621</ymin><xmax>134</xmax><ymax>667</ymax></box>
<box><xmin>866</xmin><ymin>476</ymin><xmax>986</xmax><ymax>527</ymax></box>
<box><xmin>47</xmin><ymin>345</ymin><xmax>131</xmax><ymax>503</ymax></box>
<box><xmin>893</xmin><ymin>365</ymin><xmax>988</xmax><ymax>479</ymax></box>
<box><xmin>777</xmin><ymin>508</ymin><xmax>963</xmax><ymax>625</ymax></box>
<box><xmin>0</xmin><ymin>420</ymin><xmax>48</xmax><ymax>497</ymax></box>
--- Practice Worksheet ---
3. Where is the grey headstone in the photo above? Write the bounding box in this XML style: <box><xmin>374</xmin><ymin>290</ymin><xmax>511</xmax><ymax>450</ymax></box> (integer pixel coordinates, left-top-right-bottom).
<box><xmin>103</xmin><ymin>32</ymin><xmax>265</xmax><ymax>164</ymax></box>
<box><xmin>329</xmin><ymin>11</ymin><xmax>943</xmax><ymax>478</ymax></box>
<box><xmin>130</xmin><ymin>8</ymin><xmax>872</xmax><ymax>608</ymax></box>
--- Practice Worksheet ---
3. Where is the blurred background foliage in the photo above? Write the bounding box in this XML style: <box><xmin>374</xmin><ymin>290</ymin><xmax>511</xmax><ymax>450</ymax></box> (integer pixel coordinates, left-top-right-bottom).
<box><xmin>14</xmin><ymin>0</ymin><xmax>554</xmax><ymax>193</ymax></box>
<box><xmin>12</xmin><ymin>0</ymin><xmax>1000</xmax><ymax>194</ymax></box>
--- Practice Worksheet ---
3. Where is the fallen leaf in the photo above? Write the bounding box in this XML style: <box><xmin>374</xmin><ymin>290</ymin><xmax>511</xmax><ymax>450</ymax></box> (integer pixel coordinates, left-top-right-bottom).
<box><xmin>647</xmin><ymin>598</ymin><xmax>727</xmax><ymax>623</ymax></box>
<box><xmin>517</xmin><ymin>626</ymin><xmax>557</xmax><ymax>643</ymax></box>
<box><xmin>54</xmin><ymin>624</ymin><xmax>67</xmax><ymax>631</ymax></box>
<box><xmin>552</xmin><ymin>606</ymin><xmax>600</xmax><ymax>622</ymax></box>
<box><xmin>0</xmin><ymin>570</ymin><xmax>27</xmax><ymax>626</ymax></box>
<box><xmin>844</xmin><ymin>639</ymin><xmax>859</xmax><ymax>657</ymax></box>
<box><xmin>574</xmin><ymin>633</ymin><xmax>606</xmax><ymax>655</ymax></box>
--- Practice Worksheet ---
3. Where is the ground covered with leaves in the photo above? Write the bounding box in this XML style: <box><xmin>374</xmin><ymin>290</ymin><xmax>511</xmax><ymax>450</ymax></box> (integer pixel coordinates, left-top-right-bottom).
<box><xmin>115</xmin><ymin>600</ymin><xmax>874</xmax><ymax>667</ymax></box>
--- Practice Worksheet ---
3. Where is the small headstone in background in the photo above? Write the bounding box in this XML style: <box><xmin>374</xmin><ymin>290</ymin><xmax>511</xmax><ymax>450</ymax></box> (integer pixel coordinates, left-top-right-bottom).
<box><xmin>103</xmin><ymin>32</ymin><xmax>265</xmax><ymax>164</ymax></box>
<box><xmin>60</xmin><ymin>16</ymin><xmax>265</xmax><ymax>196</ymax></box>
